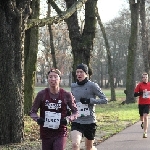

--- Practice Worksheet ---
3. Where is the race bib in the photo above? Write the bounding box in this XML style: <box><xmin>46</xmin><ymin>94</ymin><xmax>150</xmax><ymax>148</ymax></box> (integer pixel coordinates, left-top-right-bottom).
<box><xmin>143</xmin><ymin>91</ymin><xmax>150</xmax><ymax>99</ymax></box>
<box><xmin>76</xmin><ymin>102</ymin><xmax>90</xmax><ymax>117</ymax></box>
<box><xmin>43</xmin><ymin>111</ymin><xmax>61</xmax><ymax>129</ymax></box>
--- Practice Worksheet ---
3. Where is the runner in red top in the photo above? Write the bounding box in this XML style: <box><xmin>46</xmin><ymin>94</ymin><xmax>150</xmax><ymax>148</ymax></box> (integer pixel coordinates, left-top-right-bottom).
<box><xmin>134</xmin><ymin>73</ymin><xmax>150</xmax><ymax>138</ymax></box>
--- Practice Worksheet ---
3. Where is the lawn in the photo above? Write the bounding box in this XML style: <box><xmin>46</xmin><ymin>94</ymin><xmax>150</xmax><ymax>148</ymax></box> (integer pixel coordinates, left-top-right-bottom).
<box><xmin>34</xmin><ymin>86</ymin><xmax>126</xmax><ymax>100</ymax></box>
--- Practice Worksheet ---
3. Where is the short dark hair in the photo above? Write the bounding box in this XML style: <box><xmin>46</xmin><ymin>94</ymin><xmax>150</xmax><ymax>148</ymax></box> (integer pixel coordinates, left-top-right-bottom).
<box><xmin>142</xmin><ymin>72</ymin><xmax>148</xmax><ymax>75</ymax></box>
<box><xmin>48</xmin><ymin>68</ymin><xmax>61</xmax><ymax>77</ymax></box>
<box><xmin>142</xmin><ymin>73</ymin><xmax>148</xmax><ymax>78</ymax></box>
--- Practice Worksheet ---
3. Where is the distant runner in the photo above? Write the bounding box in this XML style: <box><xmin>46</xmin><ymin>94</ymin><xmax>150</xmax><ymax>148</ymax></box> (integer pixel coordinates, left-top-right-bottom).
<box><xmin>134</xmin><ymin>72</ymin><xmax>150</xmax><ymax>138</ymax></box>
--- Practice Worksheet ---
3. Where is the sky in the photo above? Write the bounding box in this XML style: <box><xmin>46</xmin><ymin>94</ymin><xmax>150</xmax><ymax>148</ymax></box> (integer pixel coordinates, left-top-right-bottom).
<box><xmin>40</xmin><ymin>0</ymin><xmax>129</xmax><ymax>22</ymax></box>
<box><xmin>98</xmin><ymin>0</ymin><xmax>129</xmax><ymax>22</ymax></box>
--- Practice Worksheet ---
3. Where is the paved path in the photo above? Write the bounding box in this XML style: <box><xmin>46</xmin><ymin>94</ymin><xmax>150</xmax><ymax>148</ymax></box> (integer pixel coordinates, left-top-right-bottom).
<box><xmin>96</xmin><ymin>118</ymin><xmax>150</xmax><ymax>150</ymax></box>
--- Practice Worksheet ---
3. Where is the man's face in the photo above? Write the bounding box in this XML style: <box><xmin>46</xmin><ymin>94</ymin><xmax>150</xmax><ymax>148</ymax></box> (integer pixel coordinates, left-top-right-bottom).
<box><xmin>48</xmin><ymin>72</ymin><xmax>61</xmax><ymax>87</ymax></box>
<box><xmin>142</xmin><ymin>74</ymin><xmax>148</xmax><ymax>83</ymax></box>
<box><xmin>76</xmin><ymin>69</ymin><xmax>87</xmax><ymax>82</ymax></box>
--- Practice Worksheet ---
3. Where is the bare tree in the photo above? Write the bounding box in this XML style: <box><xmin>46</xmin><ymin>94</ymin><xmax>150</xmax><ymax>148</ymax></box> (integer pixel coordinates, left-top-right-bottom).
<box><xmin>95</xmin><ymin>6</ymin><xmax>116</xmax><ymax>101</ymax></box>
<box><xmin>140</xmin><ymin>0</ymin><xmax>150</xmax><ymax>75</ymax></box>
<box><xmin>126</xmin><ymin>0</ymin><xmax>140</xmax><ymax>103</ymax></box>
<box><xmin>47</xmin><ymin>1</ymin><xmax>57</xmax><ymax>68</ymax></box>
<box><xmin>50</xmin><ymin>0</ymin><xmax>97</xmax><ymax>81</ymax></box>
<box><xmin>24</xmin><ymin>0</ymin><xmax>40</xmax><ymax>115</ymax></box>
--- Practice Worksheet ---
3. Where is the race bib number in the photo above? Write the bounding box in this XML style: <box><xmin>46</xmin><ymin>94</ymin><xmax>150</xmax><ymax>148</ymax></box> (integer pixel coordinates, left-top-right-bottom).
<box><xmin>43</xmin><ymin>111</ymin><xmax>61</xmax><ymax>129</ymax></box>
<box><xmin>76</xmin><ymin>102</ymin><xmax>90</xmax><ymax>117</ymax></box>
<box><xmin>143</xmin><ymin>91</ymin><xmax>150</xmax><ymax>99</ymax></box>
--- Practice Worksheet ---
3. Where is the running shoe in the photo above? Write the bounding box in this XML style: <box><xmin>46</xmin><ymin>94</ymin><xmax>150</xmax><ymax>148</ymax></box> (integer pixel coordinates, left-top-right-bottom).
<box><xmin>143</xmin><ymin>133</ymin><xmax>147</xmax><ymax>138</ymax></box>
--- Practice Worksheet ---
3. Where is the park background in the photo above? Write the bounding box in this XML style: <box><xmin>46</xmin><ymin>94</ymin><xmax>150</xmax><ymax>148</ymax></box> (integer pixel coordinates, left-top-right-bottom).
<box><xmin>0</xmin><ymin>0</ymin><xmax>150</xmax><ymax>148</ymax></box>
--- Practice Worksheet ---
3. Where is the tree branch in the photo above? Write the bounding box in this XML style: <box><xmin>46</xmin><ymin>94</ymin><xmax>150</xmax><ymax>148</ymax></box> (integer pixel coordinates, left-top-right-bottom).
<box><xmin>48</xmin><ymin>0</ymin><xmax>62</xmax><ymax>15</ymax></box>
<box><xmin>26</xmin><ymin>0</ymin><xmax>87</xmax><ymax>30</ymax></box>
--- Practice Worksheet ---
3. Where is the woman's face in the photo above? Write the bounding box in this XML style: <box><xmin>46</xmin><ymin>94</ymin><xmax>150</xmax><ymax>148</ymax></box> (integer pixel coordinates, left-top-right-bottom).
<box><xmin>76</xmin><ymin>69</ymin><xmax>87</xmax><ymax>82</ymax></box>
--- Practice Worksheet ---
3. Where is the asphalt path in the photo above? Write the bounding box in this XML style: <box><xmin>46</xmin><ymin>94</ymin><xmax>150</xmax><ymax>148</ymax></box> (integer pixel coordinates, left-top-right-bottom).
<box><xmin>96</xmin><ymin>117</ymin><xmax>150</xmax><ymax>150</ymax></box>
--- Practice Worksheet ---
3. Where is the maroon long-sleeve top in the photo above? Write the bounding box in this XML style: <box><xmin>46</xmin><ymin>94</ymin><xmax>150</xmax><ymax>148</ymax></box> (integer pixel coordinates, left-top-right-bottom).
<box><xmin>30</xmin><ymin>88</ymin><xmax>78</xmax><ymax>139</ymax></box>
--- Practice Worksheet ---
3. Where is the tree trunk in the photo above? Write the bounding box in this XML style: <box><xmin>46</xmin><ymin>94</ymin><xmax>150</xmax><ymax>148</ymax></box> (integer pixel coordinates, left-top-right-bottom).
<box><xmin>48</xmin><ymin>2</ymin><xmax>57</xmax><ymax>68</ymax></box>
<box><xmin>24</xmin><ymin>0</ymin><xmax>40</xmax><ymax>115</ymax></box>
<box><xmin>95</xmin><ymin>6</ymin><xmax>116</xmax><ymax>101</ymax></box>
<box><xmin>49</xmin><ymin>0</ymin><xmax>92</xmax><ymax>81</ymax></box>
<box><xmin>126</xmin><ymin>0</ymin><xmax>140</xmax><ymax>103</ymax></box>
<box><xmin>65</xmin><ymin>0</ymin><xmax>97</xmax><ymax>82</ymax></box>
<box><xmin>139</xmin><ymin>0</ymin><xmax>150</xmax><ymax>75</ymax></box>
<box><xmin>0</xmin><ymin>1</ymin><xmax>30</xmax><ymax>144</ymax></box>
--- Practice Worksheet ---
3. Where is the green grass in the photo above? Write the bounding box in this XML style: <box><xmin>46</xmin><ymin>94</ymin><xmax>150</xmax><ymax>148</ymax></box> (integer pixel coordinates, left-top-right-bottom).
<box><xmin>34</xmin><ymin>86</ymin><xmax>71</xmax><ymax>94</ymax></box>
<box><xmin>34</xmin><ymin>87</ymin><xmax>126</xmax><ymax>98</ymax></box>
<box><xmin>34</xmin><ymin>86</ymin><xmax>47</xmax><ymax>94</ymax></box>
<box><xmin>101</xmin><ymin>88</ymin><xmax>126</xmax><ymax>99</ymax></box>
<box><xmin>95</xmin><ymin>101</ymin><xmax>139</xmax><ymax>142</ymax></box>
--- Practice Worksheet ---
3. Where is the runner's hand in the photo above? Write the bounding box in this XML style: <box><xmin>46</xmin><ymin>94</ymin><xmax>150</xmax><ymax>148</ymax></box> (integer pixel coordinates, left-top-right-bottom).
<box><xmin>60</xmin><ymin>118</ymin><xmax>69</xmax><ymax>125</ymax></box>
<box><xmin>37</xmin><ymin>117</ymin><xmax>45</xmax><ymax>125</ymax></box>
<box><xmin>134</xmin><ymin>92</ymin><xmax>143</xmax><ymax>97</ymax></box>
<box><xmin>80</xmin><ymin>98</ymin><xmax>90</xmax><ymax>104</ymax></box>
<box><xmin>66</xmin><ymin>109</ymin><xmax>71</xmax><ymax>116</ymax></box>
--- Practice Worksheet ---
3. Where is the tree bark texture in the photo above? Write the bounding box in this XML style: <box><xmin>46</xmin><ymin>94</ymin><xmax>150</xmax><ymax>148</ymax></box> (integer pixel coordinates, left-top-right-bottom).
<box><xmin>27</xmin><ymin>0</ymin><xmax>88</xmax><ymax>29</ymax></box>
<box><xmin>139</xmin><ymin>0</ymin><xmax>150</xmax><ymax>75</ymax></box>
<box><xmin>24</xmin><ymin>0</ymin><xmax>40</xmax><ymax>115</ymax></box>
<box><xmin>95</xmin><ymin>6</ymin><xmax>116</xmax><ymax>101</ymax></box>
<box><xmin>48</xmin><ymin>2</ymin><xmax>57</xmax><ymax>68</ymax></box>
<box><xmin>126</xmin><ymin>0</ymin><xmax>140</xmax><ymax>103</ymax></box>
<box><xmin>65</xmin><ymin>0</ymin><xmax>97</xmax><ymax>81</ymax></box>
<box><xmin>0</xmin><ymin>0</ymin><xmax>30</xmax><ymax>144</ymax></box>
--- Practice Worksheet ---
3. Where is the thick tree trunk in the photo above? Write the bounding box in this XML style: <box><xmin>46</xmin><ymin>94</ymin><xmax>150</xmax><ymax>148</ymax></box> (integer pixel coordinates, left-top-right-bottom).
<box><xmin>24</xmin><ymin>0</ymin><xmax>39</xmax><ymax>115</ymax></box>
<box><xmin>49</xmin><ymin>0</ymin><xmax>92</xmax><ymax>82</ymax></box>
<box><xmin>0</xmin><ymin>1</ymin><xmax>30</xmax><ymax>144</ymax></box>
<box><xmin>0</xmin><ymin>6</ymin><xmax>24</xmax><ymax>145</ymax></box>
<box><xmin>65</xmin><ymin>0</ymin><xmax>97</xmax><ymax>81</ymax></box>
<box><xmin>126</xmin><ymin>0</ymin><xmax>140</xmax><ymax>103</ymax></box>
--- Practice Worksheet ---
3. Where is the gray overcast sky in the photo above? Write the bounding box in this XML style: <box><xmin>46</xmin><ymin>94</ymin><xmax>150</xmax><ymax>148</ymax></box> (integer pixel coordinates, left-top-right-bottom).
<box><xmin>98</xmin><ymin>0</ymin><xmax>129</xmax><ymax>22</ymax></box>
